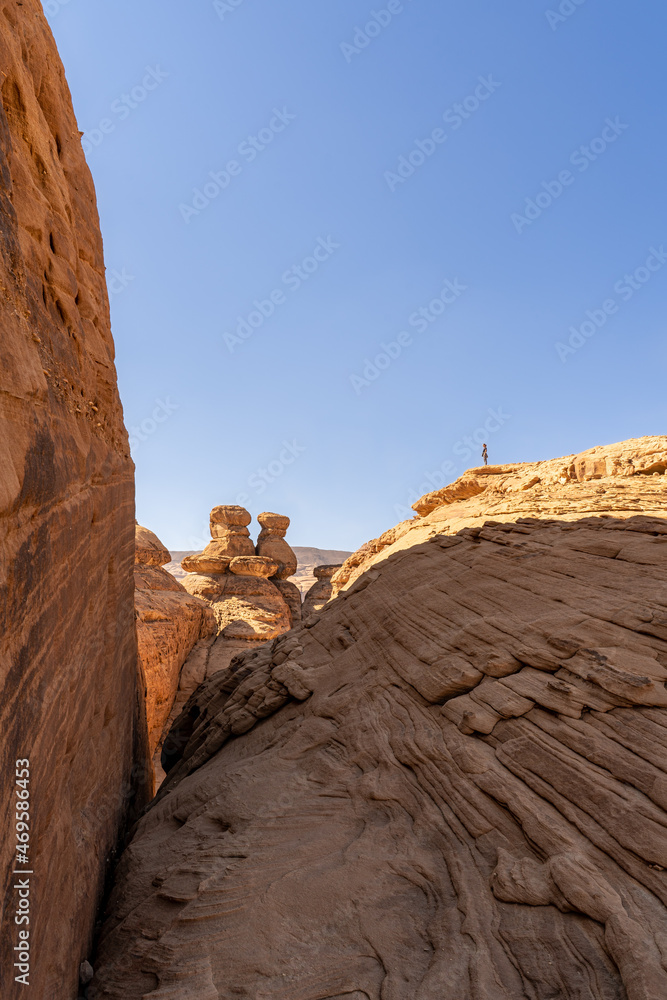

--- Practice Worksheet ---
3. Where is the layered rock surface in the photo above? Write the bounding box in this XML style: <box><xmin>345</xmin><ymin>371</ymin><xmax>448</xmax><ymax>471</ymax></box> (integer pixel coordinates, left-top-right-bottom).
<box><xmin>134</xmin><ymin>525</ymin><xmax>215</xmax><ymax>763</ymax></box>
<box><xmin>0</xmin><ymin>5</ymin><xmax>150</xmax><ymax>997</ymax></box>
<box><xmin>333</xmin><ymin>435</ymin><xmax>667</xmax><ymax>596</ymax></box>
<box><xmin>91</xmin><ymin>439</ymin><xmax>667</xmax><ymax>999</ymax></box>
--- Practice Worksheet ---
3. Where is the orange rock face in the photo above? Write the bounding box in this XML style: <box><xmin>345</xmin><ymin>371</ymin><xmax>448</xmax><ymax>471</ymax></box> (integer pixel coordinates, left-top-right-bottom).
<box><xmin>134</xmin><ymin>526</ymin><xmax>216</xmax><ymax>764</ymax></box>
<box><xmin>0</xmin><ymin>4</ymin><xmax>150</xmax><ymax>997</ymax></box>
<box><xmin>91</xmin><ymin>439</ymin><xmax>667</xmax><ymax>1000</ymax></box>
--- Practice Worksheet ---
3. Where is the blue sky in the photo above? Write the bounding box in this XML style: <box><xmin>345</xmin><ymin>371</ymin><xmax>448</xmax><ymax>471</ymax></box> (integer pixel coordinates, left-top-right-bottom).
<box><xmin>47</xmin><ymin>0</ymin><xmax>667</xmax><ymax>551</ymax></box>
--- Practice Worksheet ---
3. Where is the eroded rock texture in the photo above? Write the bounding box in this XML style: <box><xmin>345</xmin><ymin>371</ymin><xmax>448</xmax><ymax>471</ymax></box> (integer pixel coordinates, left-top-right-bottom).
<box><xmin>0</xmin><ymin>3</ymin><xmax>150</xmax><ymax>997</ymax></box>
<box><xmin>134</xmin><ymin>524</ymin><xmax>215</xmax><ymax>762</ymax></box>
<box><xmin>92</xmin><ymin>464</ymin><xmax>667</xmax><ymax>998</ymax></box>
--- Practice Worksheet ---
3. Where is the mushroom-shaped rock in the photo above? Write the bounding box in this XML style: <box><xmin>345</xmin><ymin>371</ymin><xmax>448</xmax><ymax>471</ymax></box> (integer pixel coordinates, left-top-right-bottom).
<box><xmin>181</xmin><ymin>542</ymin><xmax>234</xmax><ymax>575</ymax></box>
<box><xmin>256</xmin><ymin>511</ymin><xmax>297</xmax><ymax>580</ymax></box>
<box><xmin>135</xmin><ymin>524</ymin><xmax>171</xmax><ymax>566</ymax></box>
<box><xmin>303</xmin><ymin>564</ymin><xmax>342</xmax><ymax>618</ymax></box>
<box><xmin>210</xmin><ymin>504</ymin><xmax>253</xmax><ymax>529</ymax></box>
<box><xmin>229</xmin><ymin>555</ymin><xmax>279</xmax><ymax>578</ymax></box>
<box><xmin>208</xmin><ymin>504</ymin><xmax>255</xmax><ymax>555</ymax></box>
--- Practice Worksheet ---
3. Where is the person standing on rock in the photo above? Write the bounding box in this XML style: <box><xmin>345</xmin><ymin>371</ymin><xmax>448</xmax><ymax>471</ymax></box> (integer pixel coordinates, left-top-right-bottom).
<box><xmin>482</xmin><ymin>443</ymin><xmax>488</xmax><ymax>466</ymax></box>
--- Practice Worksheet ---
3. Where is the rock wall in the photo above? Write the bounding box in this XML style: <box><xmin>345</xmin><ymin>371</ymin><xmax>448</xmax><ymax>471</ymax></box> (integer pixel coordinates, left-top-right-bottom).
<box><xmin>0</xmin><ymin>4</ymin><xmax>150</xmax><ymax>997</ymax></box>
<box><xmin>90</xmin><ymin>440</ymin><xmax>667</xmax><ymax>999</ymax></box>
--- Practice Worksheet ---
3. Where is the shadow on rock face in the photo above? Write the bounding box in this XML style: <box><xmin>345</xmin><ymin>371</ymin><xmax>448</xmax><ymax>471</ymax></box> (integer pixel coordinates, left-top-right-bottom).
<box><xmin>91</xmin><ymin>511</ymin><xmax>667</xmax><ymax>1000</ymax></box>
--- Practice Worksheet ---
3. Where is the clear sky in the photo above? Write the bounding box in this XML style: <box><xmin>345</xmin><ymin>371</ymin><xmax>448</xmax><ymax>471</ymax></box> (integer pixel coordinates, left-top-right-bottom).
<box><xmin>47</xmin><ymin>0</ymin><xmax>667</xmax><ymax>552</ymax></box>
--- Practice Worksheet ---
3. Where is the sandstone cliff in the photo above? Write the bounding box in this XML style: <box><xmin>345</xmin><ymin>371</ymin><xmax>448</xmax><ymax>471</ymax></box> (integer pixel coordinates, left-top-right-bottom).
<box><xmin>134</xmin><ymin>525</ymin><xmax>215</xmax><ymax>765</ymax></box>
<box><xmin>90</xmin><ymin>439</ymin><xmax>667</xmax><ymax>1000</ymax></box>
<box><xmin>0</xmin><ymin>4</ymin><xmax>150</xmax><ymax>997</ymax></box>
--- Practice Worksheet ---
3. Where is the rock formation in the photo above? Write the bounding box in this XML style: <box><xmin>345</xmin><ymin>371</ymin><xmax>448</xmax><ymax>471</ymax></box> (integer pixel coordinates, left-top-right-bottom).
<box><xmin>181</xmin><ymin>507</ymin><xmax>300</xmax><ymax>638</ymax></box>
<box><xmin>0</xmin><ymin>5</ymin><xmax>150</xmax><ymax>997</ymax></box>
<box><xmin>256</xmin><ymin>511</ymin><xmax>298</xmax><ymax>579</ymax></box>
<box><xmin>302</xmin><ymin>563</ymin><xmax>342</xmax><ymax>618</ymax></box>
<box><xmin>333</xmin><ymin>435</ymin><xmax>667</xmax><ymax>595</ymax></box>
<box><xmin>134</xmin><ymin>524</ymin><xmax>215</xmax><ymax>764</ymax></box>
<box><xmin>90</xmin><ymin>438</ymin><xmax>667</xmax><ymax>1000</ymax></box>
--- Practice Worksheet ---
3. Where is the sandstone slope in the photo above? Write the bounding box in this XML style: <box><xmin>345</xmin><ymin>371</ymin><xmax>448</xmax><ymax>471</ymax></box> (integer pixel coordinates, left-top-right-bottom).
<box><xmin>91</xmin><ymin>439</ymin><xmax>667</xmax><ymax>1000</ymax></box>
<box><xmin>0</xmin><ymin>4</ymin><xmax>150</xmax><ymax>998</ymax></box>
<box><xmin>333</xmin><ymin>435</ymin><xmax>667</xmax><ymax>596</ymax></box>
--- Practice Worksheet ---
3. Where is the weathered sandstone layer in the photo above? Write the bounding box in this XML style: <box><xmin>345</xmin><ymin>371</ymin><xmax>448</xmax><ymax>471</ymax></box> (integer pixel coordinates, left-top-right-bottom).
<box><xmin>0</xmin><ymin>4</ymin><xmax>150</xmax><ymax>997</ymax></box>
<box><xmin>134</xmin><ymin>525</ymin><xmax>215</xmax><ymax>762</ymax></box>
<box><xmin>91</xmin><ymin>439</ymin><xmax>667</xmax><ymax>999</ymax></box>
<box><xmin>333</xmin><ymin>435</ymin><xmax>667</xmax><ymax>596</ymax></box>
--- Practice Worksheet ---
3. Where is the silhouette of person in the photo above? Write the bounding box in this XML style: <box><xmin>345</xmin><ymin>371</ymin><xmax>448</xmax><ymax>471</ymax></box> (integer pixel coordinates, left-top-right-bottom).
<box><xmin>482</xmin><ymin>444</ymin><xmax>488</xmax><ymax>466</ymax></box>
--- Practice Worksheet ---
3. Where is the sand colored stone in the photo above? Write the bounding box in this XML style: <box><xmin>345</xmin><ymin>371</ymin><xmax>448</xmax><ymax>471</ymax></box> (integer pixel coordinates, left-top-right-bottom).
<box><xmin>333</xmin><ymin>435</ymin><xmax>667</xmax><ymax>595</ymax></box>
<box><xmin>133</xmin><ymin>526</ymin><xmax>215</xmax><ymax>765</ymax></box>
<box><xmin>91</xmin><ymin>439</ymin><xmax>667</xmax><ymax>1000</ymax></box>
<box><xmin>256</xmin><ymin>510</ymin><xmax>297</xmax><ymax>579</ymax></box>
<box><xmin>180</xmin><ymin>507</ymin><xmax>295</xmax><ymax>645</ymax></box>
<box><xmin>0</xmin><ymin>6</ymin><xmax>151</xmax><ymax>997</ymax></box>
<box><xmin>229</xmin><ymin>554</ymin><xmax>279</xmax><ymax>578</ymax></box>
<box><xmin>302</xmin><ymin>563</ymin><xmax>342</xmax><ymax>618</ymax></box>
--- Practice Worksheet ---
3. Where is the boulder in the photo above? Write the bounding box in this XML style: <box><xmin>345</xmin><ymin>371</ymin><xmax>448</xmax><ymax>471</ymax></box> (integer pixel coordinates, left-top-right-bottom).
<box><xmin>135</xmin><ymin>523</ymin><xmax>171</xmax><ymax>566</ymax></box>
<box><xmin>256</xmin><ymin>511</ymin><xmax>298</xmax><ymax>579</ymax></box>
<box><xmin>0</xmin><ymin>6</ymin><xmax>150</xmax><ymax>997</ymax></box>
<box><xmin>229</xmin><ymin>555</ymin><xmax>279</xmax><ymax>577</ymax></box>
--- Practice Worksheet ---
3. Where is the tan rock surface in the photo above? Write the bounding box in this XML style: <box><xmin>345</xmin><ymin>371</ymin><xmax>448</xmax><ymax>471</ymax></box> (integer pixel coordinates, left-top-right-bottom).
<box><xmin>333</xmin><ymin>435</ymin><xmax>667</xmax><ymax>596</ymax></box>
<box><xmin>91</xmin><ymin>441</ymin><xmax>667</xmax><ymax>1000</ymax></box>
<box><xmin>0</xmin><ymin>6</ymin><xmax>151</xmax><ymax>997</ymax></box>
<box><xmin>256</xmin><ymin>510</ymin><xmax>298</xmax><ymax>579</ymax></box>
<box><xmin>229</xmin><ymin>554</ymin><xmax>279</xmax><ymax>578</ymax></box>
<box><xmin>302</xmin><ymin>563</ymin><xmax>343</xmax><ymax>618</ymax></box>
<box><xmin>135</xmin><ymin>523</ymin><xmax>171</xmax><ymax>566</ymax></box>
<box><xmin>273</xmin><ymin>577</ymin><xmax>303</xmax><ymax>627</ymax></box>
<box><xmin>133</xmin><ymin>526</ymin><xmax>215</xmax><ymax>763</ymax></box>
